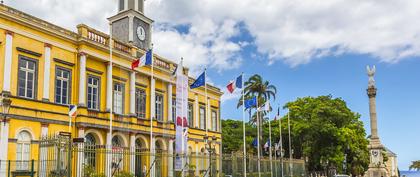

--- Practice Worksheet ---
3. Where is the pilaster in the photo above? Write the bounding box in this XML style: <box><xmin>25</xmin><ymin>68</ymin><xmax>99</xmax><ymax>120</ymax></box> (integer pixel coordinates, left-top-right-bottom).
<box><xmin>2</xmin><ymin>30</ymin><xmax>14</xmax><ymax>93</ymax></box>
<box><xmin>76</xmin><ymin>128</ymin><xmax>85</xmax><ymax>177</ymax></box>
<box><xmin>42</xmin><ymin>43</ymin><xmax>52</xmax><ymax>101</ymax></box>
<box><xmin>78</xmin><ymin>52</ymin><xmax>87</xmax><ymax>106</ymax></box>
<box><xmin>106</xmin><ymin>62</ymin><xmax>113</xmax><ymax>111</ymax></box>
<box><xmin>130</xmin><ymin>71</ymin><xmax>136</xmax><ymax>115</ymax></box>
<box><xmin>194</xmin><ymin>94</ymin><xmax>199</xmax><ymax>128</ymax></box>
<box><xmin>129</xmin><ymin>133</ymin><xmax>136</xmax><ymax>174</ymax></box>
<box><xmin>167</xmin><ymin>83</ymin><xmax>173</xmax><ymax>122</ymax></box>
<box><xmin>0</xmin><ymin>120</ymin><xmax>10</xmax><ymax>177</ymax></box>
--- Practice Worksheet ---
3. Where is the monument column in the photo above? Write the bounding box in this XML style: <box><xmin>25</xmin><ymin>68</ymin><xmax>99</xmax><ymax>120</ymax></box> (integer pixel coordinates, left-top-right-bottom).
<box><xmin>365</xmin><ymin>65</ymin><xmax>388</xmax><ymax>177</ymax></box>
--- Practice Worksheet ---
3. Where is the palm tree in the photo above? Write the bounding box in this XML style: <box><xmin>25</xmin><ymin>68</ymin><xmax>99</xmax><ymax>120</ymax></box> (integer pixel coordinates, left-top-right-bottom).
<box><xmin>237</xmin><ymin>74</ymin><xmax>277</xmax><ymax>155</ymax></box>
<box><xmin>410</xmin><ymin>160</ymin><xmax>420</xmax><ymax>171</ymax></box>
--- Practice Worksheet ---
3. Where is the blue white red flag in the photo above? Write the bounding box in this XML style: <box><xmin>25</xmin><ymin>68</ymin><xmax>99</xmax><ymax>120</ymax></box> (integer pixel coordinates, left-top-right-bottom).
<box><xmin>226</xmin><ymin>74</ymin><xmax>243</xmax><ymax>93</ymax></box>
<box><xmin>68</xmin><ymin>105</ymin><xmax>77</xmax><ymax>117</ymax></box>
<box><xmin>131</xmin><ymin>49</ymin><xmax>152</xmax><ymax>70</ymax></box>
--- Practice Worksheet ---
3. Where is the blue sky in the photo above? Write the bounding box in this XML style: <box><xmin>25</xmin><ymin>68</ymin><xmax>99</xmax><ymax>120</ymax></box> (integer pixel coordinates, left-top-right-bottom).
<box><xmin>7</xmin><ymin>0</ymin><xmax>420</xmax><ymax>170</ymax></box>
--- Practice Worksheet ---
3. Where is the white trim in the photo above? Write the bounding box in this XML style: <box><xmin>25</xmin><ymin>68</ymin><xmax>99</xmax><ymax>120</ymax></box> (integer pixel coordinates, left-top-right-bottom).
<box><xmin>134</xmin><ymin>0</ymin><xmax>139</xmax><ymax>11</ymax></box>
<box><xmin>129</xmin><ymin>71</ymin><xmax>136</xmax><ymax>114</ymax></box>
<box><xmin>106</xmin><ymin>62</ymin><xmax>112</xmax><ymax>111</ymax></box>
<box><xmin>128</xmin><ymin>15</ymin><xmax>134</xmax><ymax>42</ymax></box>
<box><xmin>43</xmin><ymin>45</ymin><xmax>51</xmax><ymax>100</ymax></box>
<box><xmin>0</xmin><ymin>25</ymin><xmax>77</xmax><ymax>53</ymax></box>
<box><xmin>78</xmin><ymin>54</ymin><xmax>86</xmax><ymax>106</ymax></box>
<box><xmin>124</xmin><ymin>0</ymin><xmax>128</xmax><ymax>11</ymax></box>
<box><xmin>167</xmin><ymin>83</ymin><xmax>173</xmax><ymax>122</ymax></box>
<box><xmin>3</xmin><ymin>32</ymin><xmax>13</xmax><ymax>92</ymax></box>
<box><xmin>195</xmin><ymin>94</ymin><xmax>199</xmax><ymax>128</ymax></box>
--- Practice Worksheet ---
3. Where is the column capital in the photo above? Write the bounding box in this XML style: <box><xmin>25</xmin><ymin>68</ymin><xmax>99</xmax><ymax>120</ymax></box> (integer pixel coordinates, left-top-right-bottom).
<box><xmin>4</xmin><ymin>30</ymin><xmax>14</xmax><ymax>36</ymax></box>
<box><xmin>41</xmin><ymin>123</ymin><xmax>49</xmax><ymax>127</ymax></box>
<box><xmin>44</xmin><ymin>43</ymin><xmax>52</xmax><ymax>48</ymax></box>
<box><xmin>367</xmin><ymin>87</ymin><xmax>377</xmax><ymax>98</ymax></box>
<box><xmin>78</xmin><ymin>52</ymin><xmax>88</xmax><ymax>57</ymax></box>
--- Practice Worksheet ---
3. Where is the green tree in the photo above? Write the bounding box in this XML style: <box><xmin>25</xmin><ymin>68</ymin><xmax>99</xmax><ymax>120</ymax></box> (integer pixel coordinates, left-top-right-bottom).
<box><xmin>410</xmin><ymin>160</ymin><xmax>420</xmax><ymax>171</ymax></box>
<box><xmin>282</xmin><ymin>95</ymin><xmax>369</xmax><ymax>176</ymax></box>
<box><xmin>221</xmin><ymin>119</ymin><xmax>257</xmax><ymax>154</ymax></box>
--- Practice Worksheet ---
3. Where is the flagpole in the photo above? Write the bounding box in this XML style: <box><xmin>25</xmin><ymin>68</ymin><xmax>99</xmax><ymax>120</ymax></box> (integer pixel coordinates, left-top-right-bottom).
<box><xmin>107</xmin><ymin>23</ymin><xmax>114</xmax><ymax>177</ymax></box>
<box><xmin>150</xmin><ymin>44</ymin><xmax>154</xmax><ymax>177</ymax></box>
<box><xmin>180</xmin><ymin>58</ymin><xmax>186</xmax><ymax>177</ymax></box>
<box><xmin>279</xmin><ymin>107</ymin><xmax>284</xmax><ymax>177</ymax></box>
<box><xmin>204</xmin><ymin>68</ymin><xmax>208</xmax><ymax>136</ymax></box>
<box><xmin>268</xmin><ymin>105</ymin><xmax>273</xmax><ymax>177</ymax></box>
<box><xmin>241</xmin><ymin>73</ymin><xmax>247</xmax><ymax>177</ymax></box>
<box><xmin>256</xmin><ymin>98</ymin><xmax>261</xmax><ymax>177</ymax></box>
<box><xmin>288</xmin><ymin>109</ymin><xmax>292</xmax><ymax>177</ymax></box>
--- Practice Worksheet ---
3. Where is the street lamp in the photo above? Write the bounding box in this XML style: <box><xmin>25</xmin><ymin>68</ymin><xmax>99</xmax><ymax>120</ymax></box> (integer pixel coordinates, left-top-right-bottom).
<box><xmin>0</xmin><ymin>93</ymin><xmax>12</xmax><ymax>125</ymax></box>
<box><xmin>204</xmin><ymin>135</ymin><xmax>217</xmax><ymax>177</ymax></box>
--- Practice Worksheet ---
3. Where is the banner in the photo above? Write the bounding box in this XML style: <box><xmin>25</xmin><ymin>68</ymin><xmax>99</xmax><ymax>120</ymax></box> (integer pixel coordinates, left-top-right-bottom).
<box><xmin>175</xmin><ymin>72</ymin><xmax>188</xmax><ymax>171</ymax></box>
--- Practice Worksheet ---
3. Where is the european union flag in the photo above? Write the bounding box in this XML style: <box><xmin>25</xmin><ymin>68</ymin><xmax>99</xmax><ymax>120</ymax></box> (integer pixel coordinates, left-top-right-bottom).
<box><xmin>190</xmin><ymin>71</ymin><xmax>206</xmax><ymax>89</ymax></box>
<box><xmin>244</xmin><ymin>97</ymin><xmax>257</xmax><ymax>109</ymax></box>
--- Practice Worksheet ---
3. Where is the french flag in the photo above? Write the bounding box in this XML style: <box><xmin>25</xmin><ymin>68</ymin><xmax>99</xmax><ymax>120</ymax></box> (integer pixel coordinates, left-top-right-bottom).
<box><xmin>226</xmin><ymin>74</ymin><xmax>243</xmax><ymax>93</ymax></box>
<box><xmin>68</xmin><ymin>105</ymin><xmax>77</xmax><ymax>117</ymax></box>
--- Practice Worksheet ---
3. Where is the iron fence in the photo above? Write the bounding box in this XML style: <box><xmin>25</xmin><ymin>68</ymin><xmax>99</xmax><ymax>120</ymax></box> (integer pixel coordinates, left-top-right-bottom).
<box><xmin>0</xmin><ymin>160</ymin><xmax>37</xmax><ymax>177</ymax></box>
<box><xmin>2</xmin><ymin>134</ymin><xmax>305</xmax><ymax>177</ymax></box>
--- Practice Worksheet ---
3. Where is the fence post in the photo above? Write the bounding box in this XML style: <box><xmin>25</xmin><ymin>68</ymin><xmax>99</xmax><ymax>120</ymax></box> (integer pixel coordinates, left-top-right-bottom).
<box><xmin>31</xmin><ymin>159</ymin><xmax>34</xmax><ymax>177</ymax></box>
<box><xmin>7</xmin><ymin>160</ymin><xmax>10</xmax><ymax>177</ymax></box>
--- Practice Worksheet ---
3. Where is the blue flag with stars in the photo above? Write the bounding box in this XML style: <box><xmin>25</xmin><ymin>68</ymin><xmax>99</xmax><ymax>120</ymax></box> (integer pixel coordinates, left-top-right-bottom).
<box><xmin>190</xmin><ymin>71</ymin><xmax>205</xmax><ymax>89</ymax></box>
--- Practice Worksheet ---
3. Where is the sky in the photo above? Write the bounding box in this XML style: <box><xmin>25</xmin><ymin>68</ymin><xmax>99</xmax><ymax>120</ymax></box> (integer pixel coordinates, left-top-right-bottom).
<box><xmin>4</xmin><ymin>0</ymin><xmax>420</xmax><ymax>170</ymax></box>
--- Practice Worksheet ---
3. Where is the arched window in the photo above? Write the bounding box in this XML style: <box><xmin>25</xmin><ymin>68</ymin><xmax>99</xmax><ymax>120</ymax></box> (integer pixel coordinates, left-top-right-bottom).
<box><xmin>135</xmin><ymin>138</ymin><xmax>145</xmax><ymax>177</ymax></box>
<box><xmin>112</xmin><ymin>136</ymin><xmax>124</xmax><ymax>170</ymax></box>
<box><xmin>84</xmin><ymin>133</ymin><xmax>96</xmax><ymax>168</ymax></box>
<box><xmin>16</xmin><ymin>131</ymin><xmax>31</xmax><ymax>170</ymax></box>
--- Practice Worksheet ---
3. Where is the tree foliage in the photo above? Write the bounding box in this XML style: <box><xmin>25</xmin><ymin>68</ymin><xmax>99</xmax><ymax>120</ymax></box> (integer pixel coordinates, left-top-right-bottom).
<box><xmin>224</xmin><ymin>95</ymin><xmax>369</xmax><ymax>176</ymax></box>
<box><xmin>410</xmin><ymin>160</ymin><xmax>420</xmax><ymax>171</ymax></box>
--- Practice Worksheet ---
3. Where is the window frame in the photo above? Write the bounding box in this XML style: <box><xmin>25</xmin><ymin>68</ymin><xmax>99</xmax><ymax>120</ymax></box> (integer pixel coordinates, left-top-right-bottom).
<box><xmin>211</xmin><ymin>109</ymin><xmax>218</xmax><ymax>131</ymax></box>
<box><xmin>16</xmin><ymin>131</ymin><xmax>32</xmax><ymax>170</ymax></box>
<box><xmin>113</xmin><ymin>82</ymin><xmax>125</xmax><ymax>115</ymax></box>
<box><xmin>155</xmin><ymin>93</ymin><xmax>164</xmax><ymax>121</ymax></box>
<box><xmin>171</xmin><ymin>97</ymin><xmax>176</xmax><ymax>122</ymax></box>
<box><xmin>188</xmin><ymin>102</ymin><xmax>194</xmax><ymax>128</ymax></box>
<box><xmin>135</xmin><ymin>88</ymin><xmax>146</xmax><ymax>119</ymax></box>
<box><xmin>54</xmin><ymin>66</ymin><xmax>72</xmax><ymax>105</ymax></box>
<box><xmin>199</xmin><ymin>105</ymin><xmax>206</xmax><ymax>130</ymax></box>
<box><xmin>17</xmin><ymin>55</ymin><xmax>38</xmax><ymax>99</ymax></box>
<box><xmin>87</xmin><ymin>75</ymin><xmax>101</xmax><ymax>111</ymax></box>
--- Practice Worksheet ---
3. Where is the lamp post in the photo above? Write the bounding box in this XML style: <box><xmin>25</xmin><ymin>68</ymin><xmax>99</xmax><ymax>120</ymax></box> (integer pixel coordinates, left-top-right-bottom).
<box><xmin>1</xmin><ymin>94</ymin><xmax>12</xmax><ymax>125</ymax></box>
<box><xmin>204</xmin><ymin>135</ymin><xmax>217</xmax><ymax>177</ymax></box>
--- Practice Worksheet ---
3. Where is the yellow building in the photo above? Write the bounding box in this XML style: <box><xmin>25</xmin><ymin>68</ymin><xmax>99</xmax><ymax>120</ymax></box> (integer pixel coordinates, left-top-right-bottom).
<box><xmin>0</xmin><ymin>1</ymin><xmax>222</xmax><ymax>177</ymax></box>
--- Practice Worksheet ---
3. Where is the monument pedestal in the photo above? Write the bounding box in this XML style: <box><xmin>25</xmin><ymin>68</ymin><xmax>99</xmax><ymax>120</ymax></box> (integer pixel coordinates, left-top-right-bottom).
<box><xmin>366</xmin><ymin>139</ymin><xmax>388</xmax><ymax>177</ymax></box>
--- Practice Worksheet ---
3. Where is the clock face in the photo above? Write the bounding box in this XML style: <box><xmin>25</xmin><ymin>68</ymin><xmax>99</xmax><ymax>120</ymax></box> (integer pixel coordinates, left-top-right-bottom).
<box><xmin>136</xmin><ymin>26</ymin><xmax>146</xmax><ymax>41</ymax></box>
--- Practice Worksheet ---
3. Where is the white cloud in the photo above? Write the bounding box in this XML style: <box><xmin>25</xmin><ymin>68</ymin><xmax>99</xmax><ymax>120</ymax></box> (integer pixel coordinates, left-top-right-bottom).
<box><xmin>6</xmin><ymin>0</ymin><xmax>420</xmax><ymax>69</ymax></box>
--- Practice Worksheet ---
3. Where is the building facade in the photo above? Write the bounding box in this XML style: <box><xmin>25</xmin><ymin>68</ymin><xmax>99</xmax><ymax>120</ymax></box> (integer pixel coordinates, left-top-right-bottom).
<box><xmin>0</xmin><ymin>0</ymin><xmax>222</xmax><ymax>176</ymax></box>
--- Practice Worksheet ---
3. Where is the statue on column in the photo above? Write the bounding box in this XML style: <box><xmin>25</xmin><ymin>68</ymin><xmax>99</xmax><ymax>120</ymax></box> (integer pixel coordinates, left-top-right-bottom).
<box><xmin>367</xmin><ymin>65</ymin><xmax>376</xmax><ymax>88</ymax></box>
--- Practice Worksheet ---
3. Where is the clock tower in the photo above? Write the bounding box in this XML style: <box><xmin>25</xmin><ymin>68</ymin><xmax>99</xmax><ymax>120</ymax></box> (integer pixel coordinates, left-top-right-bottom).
<box><xmin>108</xmin><ymin>0</ymin><xmax>153</xmax><ymax>50</ymax></box>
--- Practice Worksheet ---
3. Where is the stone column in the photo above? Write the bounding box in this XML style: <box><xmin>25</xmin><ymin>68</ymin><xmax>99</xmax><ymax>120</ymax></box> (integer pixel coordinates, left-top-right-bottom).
<box><xmin>76</xmin><ymin>128</ymin><xmax>85</xmax><ymax>177</ymax></box>
<box><xmin>130</xmin><ymin>72</ymin><xmax>136</xmax><ymax>115</ymax></box>
<box><xmin>167</xmin><ymin>83</ymin><xmax>173</xmax><ymax>122</ymax></box>
<box><xmin>367</xmin><ymin>87</ymin><xmax>379</xmax><ymax>140</ymax></box>
<box><xmin>2</xmin><ymin>31</ymin><xmax>14</xmax><ymax>93</ymax></box>
<box><xmin>130</xmin><ymin>134</ymin><xmax>136</xmax><ymax>175</ymax></box>
<box><xmin>168</xmin><ymin>139</ymin><xmax>174</xmax><ymax>177</ymax></box>
<box><xmin>42</xmin><ymin>43</ymin><xmax>52</xmax><ymax>101</ymax></box>
<box><xmin>78</xmin><ymin>53</ymin><xmax>87</xmax><ymax>106</ymax></box>
<box><xmin>195</xmin><ymin>145</ymin><xmax>199</xmax><ymax>176</ymax></box>
<box><xmin>106</xmin><ymin>62</ymin><xmax>113</xmax><ymax>111</ymax></box>
<box><xmin>194</xmin><ymin>94</ymin><xmax>199</xmax><ymax>128</ymax></box>
<box><xmin>0</xmin><ymin>120</ymin><xmax>10</xmax><ymax>177</ymax></box>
